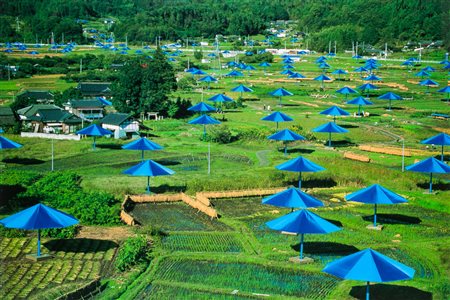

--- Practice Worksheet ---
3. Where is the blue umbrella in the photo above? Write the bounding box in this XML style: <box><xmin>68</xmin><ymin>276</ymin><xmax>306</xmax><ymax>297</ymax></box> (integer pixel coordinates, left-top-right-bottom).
<box><xmin>259</xmin><ymin>62</ymin><xmax>271</xmax><ymax>74</ymax></box>
<box><xmin>283</xmin><ymin>58</ymin><xmax>294</xmax><ymax>64</ymax></box>
<box><xmin>313</xmin><ymin>74</ymin><xmax>332</xmax><ymax>89</ymax></box>
<box><xmin>378</xmin><ymin>92</ymin><xmax>402</xmax><ymax>111</ymax></box>
<box><xmin>406</xmin><ymin>157</ymin><xmax>450</xmax><ymax>193</ymax></box>
<box><xmin>199</xmin><ymin>75</ymin><xmax>218</xmax><ymax>89</ymax></box>
<box><xmin>437</xmin><ymin>86</ymin><xmax>450</xmax><ymax>103</ymax></box>
<box><xmin>315</xmin><ymin>56</ymin><xmax>327</xmax><ymax>63</ymax></box>
<box><xmin>323</xmin><ymin>248</ymin><xmax>415</xmax><ymax>300</ymax></box>
<box><xmin>283</xmin><ymin>64</ymin><xmax>295</xmax><ymax>70</ymax></box>
<box><xmin>319</xmin><ymin>62</ymin><xmax>331</xmax><ymax>72</ymax></box>
<box><xmin>0</xmin><ymin>203</ymin><xmax>78</xmax><ymax>257</ymax></box>
<box><xmin>345</xmin><ymin>184</ymin><xmax>407</xmax><ymax>227</ymax></box>
<box><xmin>336</xmin><ymin>86</ymin><xmax>358</xmax><ymax>100</ymax></box>
<box><xmin>358</xmin><ymin>83</ymin><xmax>378</xmax><ymax>98</ymax></box>
<box><xmin>266</xmin><ymin>209</ymin><xmax>341</xmax><ymax>260</ymax></box>
<box><xmin>0</xmin><ymin>136</ymin><xmax>23</xmax><ymax>149</ymax></box>
<box><xmin>231</xmin><ymin>84</ymin><xmax>254</xmax><ymax>98</ymax></box>
<box><xmin>269</xmin><ymin>88</ymin><xmax>293</xmax><ymax>106</ymax></box>
<box><xmin>185</xmin><ymin>67</ymin><xmax>199</xmax><ymax>74</ymax></box>
<box><xmin>261</xmin><ymin>111</ymin><xmax>293</xmax><ymax>129</ymax></box>
<box><xmin>320</xmin><ymin>106</ymin><xmax>350</xmax><ymax>123</ymax></box>
<box><xmin>192</xmin><ymin>69</ymin><xmax>207</xmax><ymax>76</ymax></box>
<box><xmin>312</xmin><ymin>122</ymin><xmax>349</xmax><ymax>147</ymax></box>
<box><xmin>280</xmin><ymin>69</ymin><xmax>295</xmax><ymax>76</ymax></box>
<box><xmin>421</xmin><ymin>133</ymin><xmax>450</xmax><ymax>161</ymax></box>
<box><xmin>364</xmin><ymin>74</ymin><xmax>382</xmax><ymax>83</ymax></box>
<box><xmin>268</xmin><ymin>129</ymin><xmax>305</xmax><ymax>156</ymax></box>
<box><xmin>225</xmin><ymin>70</ymin><xmax>244</xmax><ymax>77</ymax></box>
<box><xmin>123</xmin><ymin>159</ymin><xmax>175</xmax><ymax>194</ymax></box>
<box><xmin>262</xmin><ymin>187</ymin><xmax>324</xmax><ymax>208</ymax></box>
<box><xmin>419</xmin><ymin>79</ymin><xmax>439</xmax><ymax>93</ymax></box>
<box><xmin>243</xmin><ymin>65</ymin><xmax>256</xmax><ymax>75</ymax></box>
<box><xmin>422</xmin><ymin>66</ymin><xmax>436</xmax><ymax>72</ymax></box>
<box><xmin>188</xmin><ymin>101</ymin><xmax>216</xmax><ymax>114</ymax></box>
<box><xmin>276</xmin><ymin>156</ymin><xmax>325</xmax><ymax>189</ymax></box>
<box><xmin>347</xmin><ymin>96</ymin><xmax>373</xmax><ymax>116</ymax></box>
<box><xmin>188</xmin><ymin>114</ymin><xmax>221</xmax><ymax>139</ymax></box>
<box><xmin>288</xmin><ymin>72</ymin><xmax>306</xmax><ymax>81</ymax></box>
<box><xmin>354</xmin><ymin>66</ymin><xmax>368</xmax><ymax>74</ymax></box>
<box><xmin>76</xmin><ymin>124</ymin><xmax>112</xmax><ymax>149</ymax></box>
<box><xmin>414</xmin><ymin>70</ymin><xmax>430</xmax><ymax>79</ymax></box>
<box><xmin>208</xmin><ymin>93</ymin><xmax>234</xmax><ymax>103</ymax></box>
<box><xmin>332</xmin><ymin>69</ymin><xmax>348</xmax><ymax>80</ymax></box>
<box><xmin>122</xmin><ymin>137</ymin><xmax>163</xmax><ymax>161</ymax></box>
<box><xmin>352</xmin><ymin>54</ymin><xmax>362</xmax><ymax>60</ymax></box>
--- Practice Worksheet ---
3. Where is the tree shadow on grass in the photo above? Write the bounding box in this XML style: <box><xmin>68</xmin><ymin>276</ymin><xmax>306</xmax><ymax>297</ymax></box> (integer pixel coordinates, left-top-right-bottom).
<box><xmin>349</xmin><ymin>284</ymin><xmax>432</xmax><ymax>300</ymax></box>
<box><xmin>327</xmin><ymin>140</ymin><xmax>356</xmax><ymax>148</ymax></box>
<box><xmin>96</xmin><ymin>143</ymin><xmax>123</xmax><ymax>150</ymax></box>
<box><xmin>44</xmin><ymin>238</ymin><xmax>118</xmax><ymax>253</ymax></box>
<box><xmin>340</xmin><ymin>124</ymin><xmax>359</xmax><ymax>129</ymax></box>
<box><xmin>291</xmin><ymin>242</ymin><xmax>358</xmax><ymax>255</ymax></box>
<box><xmin>417</xmin><ymin>181</ymin><xmax>450</xmax><ymax>191</ymax></box>
<box><xmin>151</xmin><ymin>184</ymin><xmax>186</xmax><ymax>194</ymax></box>
<box><xmin>153</xmin><ymin>159</ymin><xmax>181</xmax><ymax>166</ymax></box>
<box><xmin>285</xmin><ymin>148</ymin><xmax>315</xmax><ymax>154</ymax></box>
<box><xmin>362</xmin><ymin>214</ymin><xmax>421</xmax><ymax>225</ymax></box>
<box><xmin>285</xmin><ymin>177</ymin><xmax>337</xmax><ymax>189</ymax></box>
<box><xmin>2</xmin><ymin>157</ymin><xmax>45</xmax><ymax>165</ymax></box>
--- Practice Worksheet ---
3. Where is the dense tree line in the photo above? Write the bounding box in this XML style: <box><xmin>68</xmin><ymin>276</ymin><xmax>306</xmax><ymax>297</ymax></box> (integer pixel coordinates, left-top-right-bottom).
<box><xmin>0</xmin><ymin>0</ymin><xmax>446</xmax><ymax>49</ymax></box>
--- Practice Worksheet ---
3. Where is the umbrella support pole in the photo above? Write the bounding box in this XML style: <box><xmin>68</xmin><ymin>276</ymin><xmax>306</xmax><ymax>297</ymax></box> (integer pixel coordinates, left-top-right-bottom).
<box><xmin>300</xmin><ymin>233</ymin><xmax>304</xmax><ymax>259</ymax></box>
<box><xmin>298</xmin><ymin>172</ymin><xmax>302</xmax><ymax>190</ymax></box>
<box><xmin>146</xmin><ymin>177</ymin><xmax>151</xmax><ymax>194</ymax></box>
<box><xmin>441</xmin><ymin>146</ymin><xmax>444</xmax><ymax>162</ymax></box>
<box><xmin>366</xmin><ymin>282</ymin><xmax>370</xmax><ymax>300</ymax></box>
<box><xmin>26</xmin><ymin>229</ymin><xmax>53</xmax><ymax>261</ymax></box>
<box><xmin>373</xmin><ymin>204</ymin><xmax>377</xmax><ymax>227</ymax></box>
<box><xmin>37</xmin><ymin>229</ymin><xmax>41</xmax><ymax>257</ymax></box>
<box><xmin>328</xmin><ymin>132</ymin><xmax>332</xmax><ymax>147</ymax></box>
<box><xmin>429</xmin><ymin>173</ymin><xmax>433</xmax><ymax>194</ymax></box>
<box><xmin>93</xmin><ymin>136</ymin><xmax>96</xmax><ymax>150</ymax></box>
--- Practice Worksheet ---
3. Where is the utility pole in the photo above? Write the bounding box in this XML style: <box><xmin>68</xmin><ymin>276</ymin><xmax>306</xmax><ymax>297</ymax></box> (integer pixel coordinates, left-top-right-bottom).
<box><xmin>328</xmin><ymin>41</ymin><xmax>331</xmax><ymax>53</ymax></box>
<box><xmin>80</xmin><ymin>58</ymin><xmax>83</xmax><ymax>74</ymax></box>
<box><xmin>352</xmin><ymin>41</ymin><xmax>355</xmax><ymax>56</ymax></box>
<box><xmin>334</xmin><ymin>41</ymin><xmax>337</xmax><ymax>54</ymax></box>
<box><xmin>384</xmin><ymin>43</ymin><xmax>387</xmax><ymax>60</ymax></box>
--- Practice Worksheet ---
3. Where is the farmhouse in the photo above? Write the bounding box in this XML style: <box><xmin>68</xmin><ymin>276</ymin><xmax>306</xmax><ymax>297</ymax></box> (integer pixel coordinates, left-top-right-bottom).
<box><xmin>65</xmin><ymin>98</ymin><xmax>106</xmax><ymax>120</ymax></box>
<box><xmin>17</xmin><ymin>90</ymin><xmax>54</xmax><ymax>104</ymax></box>
<box><xmin>101</xmin><ymin>113</ymin><xmax>141</xmax><ymax>139</ymax></box>
<box><xmin>77</xmin><ymin>82</ymin><xmax>112</xmax><ymax>98</ymax></box>
<box><xmin>17</xmin><ymin>104</ymin><xmax>81</xmax><ymax>133</ymax></box>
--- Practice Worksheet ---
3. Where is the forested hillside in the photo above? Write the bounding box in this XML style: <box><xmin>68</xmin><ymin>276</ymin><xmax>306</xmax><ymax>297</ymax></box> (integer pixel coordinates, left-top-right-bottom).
<box><xmin>0</xmin><ymin>0</ymin><xmax>447</xmax><ymax>50</ymax></box>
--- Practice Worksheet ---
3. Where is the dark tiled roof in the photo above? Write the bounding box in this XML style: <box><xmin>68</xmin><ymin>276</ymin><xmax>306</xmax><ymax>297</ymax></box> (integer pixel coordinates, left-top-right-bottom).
<box><xmin>0</xmin><ymin>106</ymin><xmax>18</xmax><ymax>126</ymax></box>
<box><xmin>101</xmin><ymin>113</ymin><xmax>131</xmax><ymax>126</ymax></box>
<box><xmin>77</xmin><ymin>82</ymin><xmax>111</xmax><ymax>94</ymax></box>
<box><xmin>17</xmin><ymin>104</ymin><xmax>62</xmax><ymax>118</ymax></box>
<box><xmin>69</xmin><ymin>99</ymin><xmax>105</xmax><ymax>109</ymax></box>
<box><xmin>28</xmin><ymin>109</ymin><xmax>82</xmax><ymax>123</ymax></box>
<box><xmin>18</xmin><ymin>90</ymin><xmax>54</xmax><ymax>100</ymax></box>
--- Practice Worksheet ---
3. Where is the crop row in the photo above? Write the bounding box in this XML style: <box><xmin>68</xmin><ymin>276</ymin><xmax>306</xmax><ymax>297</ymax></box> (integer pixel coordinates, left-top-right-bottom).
<box><xmin>152</xmin><ymin>258</ymin><xmax>339</xmax><ymax>299</ymax></box>
<box><xmin>130</xmin><ymin>202</ymin><xmax>230</xmax><ymax>231</ymax></box>
<box><xmin>162</xmin><ymin>233</ymin><xmax>245</xmax><ymax>253</ymax></box>
<box><xmin>47</xmin><ymin>238</ymin><xmax>117</xmax><ymax>261</ymax></box>
<box><xmin>0</xmin><ymin>238</ymin><xmax>33</xmax><ymax>259</ymax></box>
<box><xmin>0</xmin><ymin>259</ymin><xmax>103</xmax><ymax>299</ymax></box>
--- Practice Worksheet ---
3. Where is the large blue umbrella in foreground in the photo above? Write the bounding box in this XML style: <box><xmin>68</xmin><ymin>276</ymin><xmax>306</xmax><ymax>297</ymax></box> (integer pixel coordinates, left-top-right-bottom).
<box><xmin>313</xmin><ymin>122</ymin><xmax>349</xmax><ymax>147</ymax></box>
<box><xmin>123</xmin><ymin>159</ymin><xmax>175</xmax><ymax>194</ymax></box>
<box><xmin>378</xmin><ymin>92</ymin><xmax>403</xmax><ymax>111</ymax></box>
<box><xmin>269</xmin><ymin>88</ymin><xmax>293</xmax><ymax>106</ymax></box>
<box><xmin>276</xmin><ymin>156</ymin><xmax>325</xmax><ymax>189</ymax></box>
<box><xmin>76</xmin><ymin>124</ymin><xmax>112</xmax><ymax>149</ymax></box>
<box><xmin>347</xmin><ymin>96</ymin><xmax>373</xmax><ymax>116</ymax></box>
<box><xmin>122</xmin><ymin>137</ymin><xmax>163</xmax><ymax>161</ymax></box>
<box><xmin>323</xmin><ymin>248</ymin><xmax>415</xmax><ymax>300</ymax></box>
<box><xmin>189</xmin><ymin>114</ymin><xmax>221</xmax><ymax>139</ymax></box>
<box><xmin>320</xmin><ymin>106</ymin><xmax>350</xmax><ymax>123</ymax></box>
<box><xmin>421</xmin><ymin>133</ymin><xmax>450</xmax><ymax>161</ymax></box>
<box><xmin>262</xmin><ymin>187</ymin><xmax>323</xmax><ymax>208</ymax></box>
<box><xmin>406</xmin><ymin>157</ymin><xmax>450</xmax><ymax>193</ymax></box>
<box><xmin>266</xmin><ymin>209</ymin><xmax>341</xmax><ymax>260</ymax></box>
<box><xmin>261</xmin><ymin>111</ymin><xmax>293</xmax><ymax>129</ymax></box>
<box><xmin>0</xmin><ymin>136</ymin><xmax>23</xmax><ymax>149</ymax></box>
<box><xmin>345</xmin><ymin>184</ymin><xmax>408</xmax><ymax>227</ymax></box>
<box><xmin>268</xmin><ymin>129</ymin><xmax>305</xmax><ymax>156</ymax></box>
<box><xmin>0</xmin><ymin>203</ymin><xmax>79</xmax><ymax>257</ymax></box>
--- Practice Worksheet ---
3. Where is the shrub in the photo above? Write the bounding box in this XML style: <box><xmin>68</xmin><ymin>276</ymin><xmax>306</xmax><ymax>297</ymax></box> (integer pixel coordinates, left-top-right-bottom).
<box><xmin>206</xmin><ymin>125</ymin><xmax>234</xmax><ymax>144</ymax></box>
<box><xmin>115</xmin><ymin>236</ymin><xmax>151</xmax><ymax>271</ymax></box>
<box><xmin>41</xmin><ymin>225</ymin><xmax>78</xmax><ymax>239</ymax></box>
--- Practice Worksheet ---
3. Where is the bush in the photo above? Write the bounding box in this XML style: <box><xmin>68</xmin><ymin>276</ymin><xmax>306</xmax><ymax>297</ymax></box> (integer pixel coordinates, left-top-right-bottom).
<box><xmin>115</xmin><ymin>236</ymin><xmax>151</xmax><ymax>271</ymax></box>
<box><xmin>206</xmin><ymin>125</ymin><xmax>235</xmax><ymax>144</ymax></box>
<box><xmin>41</xmin><ymin>226</ymin><xmax>78</xmax><ymax>239</ymax></box>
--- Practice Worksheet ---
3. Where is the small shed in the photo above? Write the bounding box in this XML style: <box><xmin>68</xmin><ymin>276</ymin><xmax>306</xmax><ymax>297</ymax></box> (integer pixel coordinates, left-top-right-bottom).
<box><xmin>101</xmin><ymin>113</ymin><xmax>140</xmax><ymax>139</ymax></box>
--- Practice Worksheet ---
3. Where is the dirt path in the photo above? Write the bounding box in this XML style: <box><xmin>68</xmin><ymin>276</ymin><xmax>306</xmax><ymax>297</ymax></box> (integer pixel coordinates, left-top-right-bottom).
<box><xmin>256</xmin><ymin>150</ymin><xmax>271</xmax><ymax>166</ymax></box>
<box><xmin>77</xmin><ymin>226</ymin><xmax>135</xmax><ymax>241</ymax></box>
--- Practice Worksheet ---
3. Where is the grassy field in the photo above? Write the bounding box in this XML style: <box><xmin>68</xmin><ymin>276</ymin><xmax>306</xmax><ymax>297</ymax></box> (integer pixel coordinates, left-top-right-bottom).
<box><xmin>1</xmin><ymin>46</ymin><xmax>449</xmax><ymax>299</ymax></box>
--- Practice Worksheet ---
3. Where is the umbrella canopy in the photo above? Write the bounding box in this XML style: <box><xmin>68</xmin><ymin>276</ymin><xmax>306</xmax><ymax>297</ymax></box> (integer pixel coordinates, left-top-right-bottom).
<box><xmin>225</xmin><ymin>70</ymin><xmax>244</xmax><ymax>77</ymax></box>
<box><xmin>419</xmin><ymin>79</ymin><xmax>439</xmax><ymax>93</ymax></box>
<box><xmin>421</xmin><ymin>132</ymin><xmax>450</xmax><ymax>161</ymax></box>
<box><xmin>422</xmin><ymin>66</ymin><xmax>436</xmax><ymax>72</ymax></box>
<box><xmin>345</xmin><ymin>184</ymin><xmax>407</xmax><ymax>227</ymax></box>
<box><xmin>199</xmin><ymin>75</ymin><xmax>218</xmax><ymax>88</ymax></box>
<box><xmin>123</xmin><ymin>159</ymin><xmax>175</xmax><ymax>193</ymax></box>
<box><xmin>332</xmin><ymin>69</ymin><xmax>348</xmax><ymax>75</ymax></box>
<box><xmin>266</xmin><ymin>209</ymin><xmax>341</xmax><ymax>259</ymax></box>
<box><xmin>347</xmin><ymin>96</ymin><xmax>373</xmax><ymax>116</ymax></box>
<box><xmin>320</xmin><ymin>105</ymin><xmax>350</xmax><ymax>123</ymax></box>
<box><xmin>437</xmin><ymin>86</ymin><xmax>450</xmax><ymax>102</ymax></box>
<box><xmin>323</xmin><ymin>248</ymin><xmax>415</xmax><ymax>300</ymax></box>
<box><xmin>288</xmin><ymin>72</ymin><xmax>306</xmax><ymax>80</ymax></box>
<box><xmin>122</xmin><ymin>137</ymin><xmax>163</xmax><ymax>161</ymax></box>
<box><xmin>364</xmin><ymin>74</ymin><xmax>382</xmax><ymax>82</ymax></box>
<box><xmin>313</xmin><ymin>74</ymin><xmax>332</xmax><ymax>88</ymax></box>
<box><xmin>208</xmin><ymin>93</ymin><xmax>234</xmax><ymax>103</ymax></box>
<box><xmin>414</xmin><ymin>70</ymin><xmax>430</xmax><ymax>78</ymax></box>
<box><xmin>336</xmin><ymin>86</ymin><xmax>358</xmax><ymax>100</ymax></box>
<box><xmin>231</xmin><ymin>84</ymin><xmax>254</xmax><ymax>93</ymax></box>
<box><xmin>406</xmin><ymin>157</ymin><xmax>450</xmax><ymax>193</ymax></box>
<box><xmin>354</xmin><ymin>66</ymin><xmax>368</xmax><ymax>74</ymax></box>
<box><xmin>76</xmin><ymin>124</ymin><xmax>112</xmax><ymax>149</ymax></box>
<box><xmin>276</xmin><ymin>156</ymin><xmax>325</xmax><ymax>189</ymax></box>
<box><xmin>312</xmin><ymin>122</ymin><xmax>349</xmax><ymax>147</ymax></box>
<box><xmin>283</xmin><ymin>64</ymin><xmax>295</xmax><ymax>70</ymax></box>
<box><xmin>262</xmin><ymin>187</ymin><xmax>324</xmax><ymax>208</ymax></box>
<box><xmin>358</xmin><ymin>83</ymin><xmax>379</xmax><ymax>97</ymax></box>
<box><xmin>261</xmin><ymin>111</ymin><xmax>293</xmax><ymax>129</ymax></box>
<box><xmin>192</xmin><ymin>69</ymin><xmax>207</xmax><ymax>75</ymax></box>
<box><xmin>259</xmin><ymin>62</ymin><xmax>271</xmax><ymax>67</ymax></box>
<box><xmin>188</xmin><ymin>101</ymin><xmax>216</xmax><ymax>113</ymax></box>
<box><xmin>269</xmin><ymin>88</ymin><xmax>293</xmax><ymax>106</ymax></box>
<box><xmin>0</xmin><ymin>203</ymin><xmax>79</xmax><ymax>257</ymax></box>
<box><xmin>268</xmin><ymin>129</ymin><xmax>305</xmax><ymax>156</ymax></box>
<box><xmin>378</xmin><ymin>92</ymin><xmax>403</xmax><ymax>110</ymax></box>
<box><xmin>0</xmin><ymin>136</ymin><xmax>23</xmax><ymax>149</ymax></box>
<box><xmin>188</xmin><ymin>114</ymin><xmax>221</xmax><ymax>138</ymax></box>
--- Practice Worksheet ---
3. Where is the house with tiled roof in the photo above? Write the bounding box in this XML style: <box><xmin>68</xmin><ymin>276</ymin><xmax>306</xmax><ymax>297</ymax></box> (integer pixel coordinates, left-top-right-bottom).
<box><xmin>64</xmin><ymin>99</ymin><xmax>106</xmax><ymax>120</ymax></box>
<box><xmin>101</xmin><ymin>113</ymin><xmax>141</xmax><ymax>139</ymax></box>
<box><xmin>17</xmin><ymin>104</ymin><xmax>81</xmax><ymax>134</ymax></box>
<box><xmin>77</xmin><ymin>82</ymin><xmax>112</xmax><ymax>98</ymax></box>
<box><xmin>17</xmin><ymin>90</ymin><xmax>54</xmax><ymax>104</ymax></box>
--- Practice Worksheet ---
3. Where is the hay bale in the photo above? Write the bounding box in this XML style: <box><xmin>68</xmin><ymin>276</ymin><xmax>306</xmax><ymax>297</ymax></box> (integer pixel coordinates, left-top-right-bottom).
<box><xmin>344</xmin><ymin>152</ymin><xmax>371</xmax><ymax>163</ymax></box>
